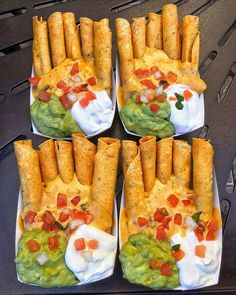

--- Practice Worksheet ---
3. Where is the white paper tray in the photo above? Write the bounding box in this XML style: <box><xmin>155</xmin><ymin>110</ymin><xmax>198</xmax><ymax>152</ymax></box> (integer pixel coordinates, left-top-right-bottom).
<box><xmin>119</xmin><ymin>170</ymin><xmax>222</xmax><ymax>290</ymax></box>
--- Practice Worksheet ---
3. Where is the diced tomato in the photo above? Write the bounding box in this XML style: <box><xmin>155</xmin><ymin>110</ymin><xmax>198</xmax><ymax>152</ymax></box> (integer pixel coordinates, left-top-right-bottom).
<box><xmin>150</xmin><ymin>66</ymin><xmax>159</xmax><ymax>74</ymax></box>
<box><xmin>153</xmin><ymin>209</ymin><xmax>165</xmax><ymax>222</ymax></box>
<box><xmin>156</xmin><ymin>95</ymin><xmax>165</xmax><ymax>102</ymax></box>
<box><xmin>48</xmin><ymin>235</ymin><xmax>59</xmax><ymax>250</ymax></box>
<box><xmin>160</xmin><ymin>262</ymin><xmax>172</xmax><ymax>276</ymax></box>
<box><xmin>42</xmin><ymin>211</ymin><xmax>55</xmax><ymax>225</ymax></box>
<box><xmin>56</xmin><ymin>80</ymin><xmax>70</xmax><ymax>93</ymax></box>
<box><xmin>51</xmin><ymin>223</ymin><xmax>60</xmax><ymax>232</ymax></box>
<box><xmin>59</xmin><ymin>212</ymin><xmax>70</xmax><ymax>223</ymax></box>
<box><xmin>194</xmin><ymin>226</ymin><xmax>204</xmax><ymax>242</ymax></box>
<box><xmin>38</xmin><ymin>91</ymin><xmax>51</xmax><ymax>101</ymax></box>
<box><xmin>57</xmin><ymin>193</ymin><xmax>67</xmax><ymax>209</ymax></box>
<box><xmin>169</xmin><ymin>96</ymin><xmax>177</xmax><ymax>101</ymax></box>
<box><xmin>135</xmin><ymin>95</ymin><xmax>141</xmax><ymax>104</ymax></box>
<box><xmin>87</xmin><ymin>77</ymin><xmax>97</xmax><ymax>86</ymax></box>
<box><xmin>167</xmin><ymin>194</ymin><xmax>179</xmax><ymax>207</ymax></box>
<box><xmin>71</xmin><ymin>210</ymin><xmax>86</xmax><ymax>220</ymax></box>
<box><xmin>167</xmin><ymin>71</ymin><xmax>177</xmax><ymax>82</ymax></box>
<box><xmin>88</xmin><ymin>239</ymin><xmax>99</xmax><ymax>250</ymax></box>
<box><xmin>134</xmin><ymin>68</ymin><xmax>150</xmax><ymax>78</ymax></box>
<box><xmin>149</xmin><ymin>258</ymin><xmax>161</xmax><ymax>269</ymax></box>
<box><xmin>150</xmin><ymin>104</ymin><xmax>160</xmax><ymax>113</ymax></box>
<box><xmin>70</xmin><ymin>63</ymin><xmax>79</xmax><ymax>76</ymax></box>
<box><xmin>172</xmin><ymin>249</ymin><xmax>185</xmax><ymax>261</ymax></box>
<box><xmin>59</xmin><ymin>93</ymin><xmax>73</xmax><ymax>110</ymax></box>
<box><xmin>174</xmin><ymin>213</ymin><xmax>182</xmax><ymax>225</ymax></box>
<box><xmin>24</xmin><ymin>210</ymin><xmax>36</xmax><ymax>224</ymax></box>
<box><xmin>42</xmin><ymin>221</ymin><xmax>52</xmax><ymax>232</ymax></box>
<box><xmin>183</xmin><ymin>89</ymin><xmax>193</xmax><ymax>100</ymax></box>
<box><xmin>182</xmin><ymin>199</ymin><xmax>191</xmax><ymax>207</ymax></box>
<box><xmin>207</xmin><ymin>219</ymin><xmax>218</xmax><ymax>231</ymax></box>
<box><xmin>86</xmin><ymin>90</ymin><xmax>96</xmax><ymax>101</ymax></box>
<box><xmin>137</xmin><ymin>217</ymin><xmax>149</xmax><ymax>228</ymax></box>
<box><xmin>140</xmin><ymin>79</ymin><xmax>156</xmax><ymax>90</ymax></box>
<box><xmin>28</xmin><ymin>76</ymin><xmax>41</xmax><ymax>86</ymax></box>
<box><xmin>206</xmin><ymin>230</ymin><xmax>217</xmax><ymax>241</ymax></box>
<box><xmin>84</xmin><ymin>213</ymin><xmax>94</xmax><ymax>224</ymax></box>
<box><xmin>74</xmin><ymin>238</ymin><xmax>86</xmax><ymax>251</ymax></box>
<box><xmin>198</xmin><ymin>220</ymin><xmax>206</xmax><ymax>231</ymax></box>
<box><xmin>156</xmin><ymin>225</ymin><xmax>167</xmax><ymax>241</ymax></box>
<box><xmin>71</xmin><ymin>196</ymin><xmax>81</xmax><ymax>206</ymax></box>
<box><xmin>27</xmin><ymin>240</ymin><xmax>40</xmax><ymax>252</ymax></box>
<box><xmin>162</xmin><ymin>216</ymin><xmax>172</xmax><ymax>229</ymax></box>
<box><xmin>195</xmin><ymin>245</ymin><xmax>206</xmax><ymax>258</ymax></box>
<box><xmin>73</xmin><ymin>84</ymin><xmax>88</xmax><ymax>93</ymax></box>
<box><xmin>79</xmin><ymin>98</ymin><xmax>89</xmax><ymax>107</ymax></box>
<box><xmin>162</xmin><ymin>82</ymin><xmax>169</xmax><ymax>90</ymax></box>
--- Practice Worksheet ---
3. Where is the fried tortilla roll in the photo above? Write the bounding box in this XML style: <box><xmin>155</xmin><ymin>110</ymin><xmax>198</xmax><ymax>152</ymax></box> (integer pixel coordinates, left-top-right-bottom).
<box><xmin>48</xmin><ymin>12</ymin><xmax>66</xmax><ymax>67</ymax></box>
<box><xmin>91</xmin><ymin>138</ymin><xmax>120</xmax><ymax>232</ymax></box>
<box><xmin>14</xmin><ymin>140</ymin><xmax>43</xmax><ymax>212</ymax></box>
<box><xmin>192</xmin><ymin>138</ymin><xmax>214</xmax><ymax>222</ymax></box>
<box><xmin>115</xmin><ymin>18</ymin><xmax>134</xmax><ymax>84</ymax></box>
<box><xmin>146</xmin><ymin>13</ymin><xmax>162</xmax><ymax>49</ymax></box>
<box><xmin>121</xmin><ymin>140</ymin><xmax>138</xmax><ymax>175</ymax></box>
<box><xmin>156</xmin><ymin>137</ymin><xmax>173</xmax><ymax>184</ymax></box>
<box><xmin>94</xmin><ymin>18</ymin><xmax>112</xmax><ymax>90</ymax></box>
<box><xmin>139</xmin><ymin>136</ymin><xmax>156</xmax><ymax>192</ymax></box>
<box><xmin>63</xmin><ymin>12</ymin><xmax>82</xmax><ymax>60</ymax></box>
<box><xmin>131</xmin><ymin>17</ymin><xmax>146</xmax><ymax>59</ymax></box>
<box><xmin>38</xmin><ymin>139</ymin><xmax>58</xmax><ymax>183</ymax></box>
<box><xmin>181</xmin><ymin>15</ymin><xmax>199</xmax><ymax>63</ymax></box>
<box><xmin>191</xmin><ymin>32</ymin><xmax>200</xmax><ymax>66</ymax></box>
<box><xmin>33</xmin><ymin>16</ymin><xmax>51</xmax><ymax>75</ymax></box>
<box><xmin>55</xmin><ymin>140</ymin><xmax>74</xmax><ymax>183</ymax></box>
<box><xmin>173</xmin><ymin>140</ymin><xmax>191</xmax><ymax>188</ymax></box>
<box><xmin>72</xmin><ymin>134</ymin><xmax>96</xmax><ymax>185</ymax></box>
<box><xmin>162</xmin><ymin>4</ymin><xmax>180</xmax><ymax>60</ymax></box>
<box><xmin>80</xmin><ymin>17</ymin><xmax>94</xmax><ymax>61</ymax></box>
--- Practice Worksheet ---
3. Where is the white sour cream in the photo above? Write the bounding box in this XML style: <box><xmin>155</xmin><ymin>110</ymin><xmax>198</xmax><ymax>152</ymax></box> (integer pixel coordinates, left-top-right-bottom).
<box><xmin>65</xmin><ymin>224</ymin><xmax>117</xmax><ymax>284</ymax></box>
<box><xmin>166</xmin><ymin>84</ymin><xmax>203</xmax><ymax>134</ymax></box>
<box><xmin>71</xmin><ymin>90</ymin><xmax>114</xmax><ymax>136</ymax></box>
<box><xmin>171</xmin><ymin>230</ymin><xmax>221</xmax><ymax>289</ymax></box>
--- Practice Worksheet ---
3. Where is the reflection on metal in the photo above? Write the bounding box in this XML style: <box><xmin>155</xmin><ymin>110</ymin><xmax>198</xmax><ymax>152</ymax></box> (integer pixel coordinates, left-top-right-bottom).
<box><xmin>218</xmin><ymin>20</ymin><xmax>236</xmax><ymax>47</ymax></box>
<box><xmin>217</xmin><ymin>62</ymin><xmax>236</xmax><ymax>103</ymax></box>
<box><xmin>199</xmin><ymin>51</ymin><xmax>217</xmax><ymax>76</ymax></box>
<box><xmin>192</xmin><ymin>0</ymin><xmax>218</xmax><ymax>16</ymax></box>
<box><xmin>198</xmin><ymin>125</ymin><xmax>209</xmax><ymax>138</ymax></box>
<box><xmin>226</xmin><ymin>154</ymin><xmax>236</xmax><ymax>194</ymax></box>
<box><xmin>33</xmin><ymin>0</ymin><xmax>69</xmax><ymax>10</ymax></box>
<box><xmin>111</xmin><ymin>0</ymin><xmax>148</xmax><ymax>13</ymax></box>
<box><xmin>0</xmin><ymin>94</ymin><xmax>5</xmax><ymax>103</ymax></box>
<box><xmin>0</xmin><ymin>8</ymin><xmax>27</xmax><ymax>20</ymax></box>
<box><xmin>220</xmin><ymin>199</ymin><xmax>230</xmax><ymax>235</ymax></box>
<box><xmin>10</xmin><ymin>80</ymin><xmax>29</xmax><ymax>95</ymax></box>
<box><xmin>0</xmin><ymin>135</ymin><xmax>27</xmax><ymax>161</ymax></box>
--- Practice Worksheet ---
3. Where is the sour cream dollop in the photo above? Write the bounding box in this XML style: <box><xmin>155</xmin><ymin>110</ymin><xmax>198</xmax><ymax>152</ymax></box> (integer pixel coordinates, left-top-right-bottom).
<box><xmin>171</xmin><ymin>230</ymin><xmax>221</xmax><ymax>289</ymax></box>
<box><xmin>165</xmin><ymin>84</ymin><xmax>203</xmax><ymax>134</ymax></box>
<box><xmin>65</xmin><ymin>224</ymin><xmax>117</xmax><ymax>284</ymax></box>
<box><xmin>71</xmin><ymin>90</ymin><xmax>114</xmax><ymax>136</ymax></box>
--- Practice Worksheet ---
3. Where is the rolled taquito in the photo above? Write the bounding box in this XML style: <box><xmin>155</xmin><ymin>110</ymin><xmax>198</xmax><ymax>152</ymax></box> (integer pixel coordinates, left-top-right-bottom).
<box><xmin>94</xmin><ymin>18</ymin><xmax>112</xmax><ymax>90</ymax></box>
<box><xmin>33</xmin><ymin>16</ymin><xmax>51</xmax><ymax>75</ymax></box>
<box><xmin>191</xmin><ymin>32</ymin><xmax>200</xmax><ymax>66</ymax></box>
<box><xmin>192</xmin><ymin>138</ymin><xmax>213</xmax><ymax>222</ymax></box>
<box><xmin>63</xmin><ymin>12</ymin><xmax>82</xmax><ymax>60</ymax></box>
<box><xmin>72</xmin><ymin>134</ymin><xmax>96</xmax><ymax>185</ymax></box>
<box><xmin>55</xmin><ymin>140</ymin><xmax>74</xmax><ymax>183</ymax></box>
<box><xmin>131</xmin><ymin>17</ymin><xmax>146</xmax><ymax>59</ymax></box>
<box><xmin>121</xmin><ymin>140</ymin><xmax>138</xmax><ymax>175</ymax></box>
<box><xmin>162</xmin><ymin>4</ymin><xmax>180</xmax><ymax>60</ymax></box>
<box><xmin>91</xmin><ymin>138</ymin><xmax>120</xmax><ymax>232</ymax></box>
<box><xmin>139</xmin><ymin>136</ymin><xmax>156</xmax><ymax>192</ymax></box>
<box><xmin>115</xmin><ymin>18</ymin><xmax>134</xmax><ymax>84</ymax></box>
<box><xmin>181</xmin><ymin>15</ymin><xmax>199</xmax><ymax>63</ymax></box>
<box><xmin>14</xmin><ymin>140</ymin><xmax>43</xmax><ymax>212</ymax></box>
<box><xmin>48</xmin><ymin>12</ymin><xmax>66</xmax><ymax>67</ymax></box>
<box><xmin>146</xmin><ymin>13</ymin><xmax>162</xmax><ymax>49</ymax></box>
<box><xmin>38</xmin><ymin>139</ymin><xmax>58</xmax><ymax>182</ymax></box>
<box><xmin>80</xmin><ymin>17</ymin><xmax>94</xmax><ymax>61</ymax></box>
<box><xmin>173</xmin><ymin>140</ymin><xmax>191</xmax><ymax>188</ymax></box>
<box><xmin>156</xmin><ymin>137</ymin><xmax>173</xmax><ymax>184</ymax></box>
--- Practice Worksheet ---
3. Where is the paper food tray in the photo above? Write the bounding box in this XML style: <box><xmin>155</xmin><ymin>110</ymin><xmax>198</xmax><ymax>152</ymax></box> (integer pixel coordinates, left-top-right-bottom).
<box><xmin>116</xmin><ymin>56</ymin><xmax>205</xmax><ymax>138</ymax></box>
<box><xmin>30</xmin><ymin>69</ymin><xmax>116</xmax><ymax>140</ymax></box>
<box><xmin>15</xmin><ymin>189</ymin><xmax>118</xmax><ymax>287</ymax></box>
<box><xmin>119</xmin><ymin>169</ymin><xmax>222</xmax><ymax>290</ymax></box>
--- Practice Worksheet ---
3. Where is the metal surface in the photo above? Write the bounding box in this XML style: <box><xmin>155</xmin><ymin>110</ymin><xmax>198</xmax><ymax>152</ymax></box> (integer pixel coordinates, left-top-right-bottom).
<box><xmin>0</xmin><ymin>0</ymin><xmax>236</xmax><ymax>294</ymax></box>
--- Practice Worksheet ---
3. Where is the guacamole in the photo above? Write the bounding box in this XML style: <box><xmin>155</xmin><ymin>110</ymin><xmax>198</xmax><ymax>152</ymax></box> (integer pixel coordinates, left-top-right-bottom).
<box><xmin>119</xmin><ymin>233</ymin><xmax>179</xmax><ymax>290</ymax></box>
<box><xmin>15</xmin><ymin>229</ymin><xmax>78</xmax><ymax>287</ymax></box>
<box><xmin>120</xmin><ymin>95</ymin><xmax>175</xmax><ymax>138</ymax></box>
<box><xmin>30</xmin><ymin>95</ymin><xmax>82</xmax><ymax>137</ymax></box>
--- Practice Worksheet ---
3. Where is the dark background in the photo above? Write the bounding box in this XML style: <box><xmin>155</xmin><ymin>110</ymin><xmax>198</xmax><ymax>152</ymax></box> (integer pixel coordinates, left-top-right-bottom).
<box><xmin>0</xmin><ymin>0</ymin><xmax>236</xmax><ymax>294</ymax></box>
